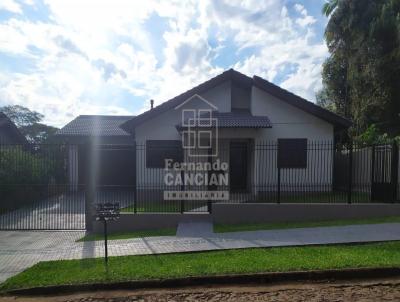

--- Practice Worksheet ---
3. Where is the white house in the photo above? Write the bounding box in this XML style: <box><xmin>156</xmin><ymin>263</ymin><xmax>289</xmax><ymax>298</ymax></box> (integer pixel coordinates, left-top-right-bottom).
<box><xmin>56</xmin><ymin>69</ymin><xmax>351</xmax><ymax>202</ymax></box>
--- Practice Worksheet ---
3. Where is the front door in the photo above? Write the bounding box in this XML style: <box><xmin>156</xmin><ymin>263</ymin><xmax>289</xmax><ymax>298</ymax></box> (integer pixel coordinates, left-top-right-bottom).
<box><xmin>230</xmin><ymin>142</ymin><xmax>248</xmax><ymax>192</ymax></box>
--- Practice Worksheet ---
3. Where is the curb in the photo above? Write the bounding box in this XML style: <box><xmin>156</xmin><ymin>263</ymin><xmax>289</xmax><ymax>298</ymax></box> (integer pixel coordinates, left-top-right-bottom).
<box><xmin>3</xmin><ymin>267</ymin><xmax>400</xmax><ymax>296</ymax></box>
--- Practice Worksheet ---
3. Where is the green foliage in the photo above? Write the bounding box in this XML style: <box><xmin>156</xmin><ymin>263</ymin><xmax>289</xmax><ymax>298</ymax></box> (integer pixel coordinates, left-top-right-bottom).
<box><xmin>316</xmin><ymin>88</ymin><xmax>337</xmax><ymax>112</ymax></box>
<box><xmin>0</xmin><ymin>105</ymin><xmax>59</xmax><ymax>144</ymax></box>
<box><xmin>20</xmin><ymin>123</ymin><xmax>59</xmax><ymax>144</ymax></box>
<box><xmin>354</xmin><ymin>124</ymin><xmax>400</xmax><ymax>145</ymax></box>
<box><xmin>321</xmin><ymin>0</ymin><xmax>400</xmax><ymax>136</ymax></box>
<box><xmin>0</xmin><ymin>146</ymin><xmax>59</xmax><ymax>184</ymax></box>
<box><xmin>0</xmin><ymin>145</ymin><xmax>67</xmax><ymax>210</ymax></box>
<box><xmin>322</xmin><ymin>0</ymin><xmax>338</xmax><ymax>17</ymax></box>
<box><xmin>0</xmin><ymin>105</ymin><xmax>43</xmax><ymax>127</ymax></box>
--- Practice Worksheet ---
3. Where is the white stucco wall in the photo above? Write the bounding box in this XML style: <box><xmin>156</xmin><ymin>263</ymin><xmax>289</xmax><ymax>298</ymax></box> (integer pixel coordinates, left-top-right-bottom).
<box><xmin>134</xmin><ymin>82</ymin><xmax>232</xmax><ymax>190</ymax></box>
<box><xmin>250</xmin><ymin>86</ymin><xmax>334</xmax><ymax>141</ymax></box>
<box><xmin>250</xmin><ymin>86</ymin><xmax>334</xmax><ymax>192</ymax></box>
<box><xmin>134</xmin><ymin>81</ymin><xmax>336</xmax><ymax>196</ymax></box>
<box><xmin>135</xmin><ymin>81</ymin><xmax>232</xmax><ymax>142</ymax></box>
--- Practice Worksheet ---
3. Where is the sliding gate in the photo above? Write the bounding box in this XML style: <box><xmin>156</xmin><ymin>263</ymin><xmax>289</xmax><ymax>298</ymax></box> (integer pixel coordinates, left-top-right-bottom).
<box><xmin>0</xmin><ymin>144</ymin><xmax>85</xmax><ymax>230</ymax></box>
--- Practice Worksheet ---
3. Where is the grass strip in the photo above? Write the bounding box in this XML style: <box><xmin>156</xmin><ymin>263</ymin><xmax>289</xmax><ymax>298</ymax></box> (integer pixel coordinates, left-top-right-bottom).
<box><xmin>214</xmin><ymin>216</ymin><xmax>400</xmax><ymax>233</ymax></box>
<box><xmin>2</xmin><ymin>241</ymin><xmax>400</xmax><ymax>291</ymax></box>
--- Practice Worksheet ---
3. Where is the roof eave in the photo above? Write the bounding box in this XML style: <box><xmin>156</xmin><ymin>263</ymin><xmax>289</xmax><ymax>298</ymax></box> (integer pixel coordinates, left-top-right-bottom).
<box><xmin>252</xmin><ymin>76</ymin><xmax>352</xmax><ymax>129</ymax></box>
<box><xmin>121</xmin><ymin>69</ymin><xmax>352</xmax><ymax>132</ymax></box>
<box><xmin>120</xmin><ymin>69</ymin><xmax>253</xmax><ymax>132</ymax></box>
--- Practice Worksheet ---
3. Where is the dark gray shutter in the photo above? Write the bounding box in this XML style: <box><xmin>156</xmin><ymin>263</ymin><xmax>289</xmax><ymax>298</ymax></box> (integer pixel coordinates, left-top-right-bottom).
<box><xmin>278</xmin><ymin>138</ymin><xmax>307</xmax><ymax>168</ymax></box>
<box><xmin>146</xmin><ymin>140</ymin><xmax>183</xmax><ymax>168</ymax></box>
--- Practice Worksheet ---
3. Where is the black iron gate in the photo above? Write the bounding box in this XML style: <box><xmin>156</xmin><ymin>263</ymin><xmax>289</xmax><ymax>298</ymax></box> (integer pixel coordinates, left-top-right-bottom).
<box><xmin>371</xmin><ymin>144</ymin><xmax>399</xmax><ymax>202</ymax></box>
<box><xmin>0</xmin><ymin>143</ymin><xmax>85</xmax><ymax>230</ymax></box>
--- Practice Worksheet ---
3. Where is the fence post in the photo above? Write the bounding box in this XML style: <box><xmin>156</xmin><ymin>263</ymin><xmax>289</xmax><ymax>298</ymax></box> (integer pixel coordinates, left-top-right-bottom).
<box><xmin>133</xmin><ymin>142</ymin><xmax>137</xmax><ymax>214</ymax></box>
<box><xmin>84</xmin><ymin>141</ymin><xmax>94</xmax><ymax>232</ymax></box>
<box><xmin>371</xmin><ymin>145</ymin><xmax>376</xmax><ymax>202</ymax></box>
<box><xmin>347</xmin><ymin>143</ymin><xmax>353</xmax><ymax>204</ymax></box>
<box><xmin>391</xmin><ymin>142</ymin><xmax>399</xmax><ymax>202</ymax></box>
<box><xmin>180</xmin><ymin>170</ymin><xmax>184</xmax><ymax>213</ymax></box>
<box><xmin>277</xmin><ymin>167</ymin><xmax>281</xmax><ymax>204</ymax></box>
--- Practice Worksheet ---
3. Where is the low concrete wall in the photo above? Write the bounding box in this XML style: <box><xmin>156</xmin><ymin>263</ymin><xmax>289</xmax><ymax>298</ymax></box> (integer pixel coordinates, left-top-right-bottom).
<box><xmin>212</xmin><ymin>203</ymin><xmax>400</xmax><ymax>225</ymax></box>
<box><xmin>93</xmin><ymin>213</ymin><xmax>208</xmax><ymax>233</ymax></box>
<box><xmin>93</xmin><ymin>203</ymin><xmax>400</xmax><ymax>233</ymax></box>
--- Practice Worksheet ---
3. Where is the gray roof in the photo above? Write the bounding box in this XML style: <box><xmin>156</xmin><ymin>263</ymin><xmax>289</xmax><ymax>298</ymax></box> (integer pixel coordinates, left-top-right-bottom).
<box><xmin>56</xmin><ymin>115</ymin><xmax>134</xmax><ymax>137</ymax></box>
<box><xmin>122</xmin><ymin>69</ymin><xmax>351</xmax><ymax>132</ymax></box>
<box><xmin>177</xmin><ymin>109</ymin><xmax>272</xmax><ymax>129</ymax></box>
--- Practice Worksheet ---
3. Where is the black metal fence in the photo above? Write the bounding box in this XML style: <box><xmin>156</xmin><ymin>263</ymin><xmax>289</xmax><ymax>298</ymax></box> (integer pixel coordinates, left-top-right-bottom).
<box><xmin>132</xmin><ymin>140</ymin><xmax>399</xmax><ymax>207</ymax></box>
<box><xmin>0</xmin><ymin>141</ymin><xmax>399</xmax><ymax>230</ymax></box>
<box><xmin>0</xmin><ymin>144</ymin><xmax>85</xmax><ymax>230</ymax></box>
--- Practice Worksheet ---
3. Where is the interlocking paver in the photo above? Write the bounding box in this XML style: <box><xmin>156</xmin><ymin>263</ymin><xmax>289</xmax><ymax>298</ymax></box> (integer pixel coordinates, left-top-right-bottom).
<box><xmin>1</xmin><ymin>223</ymin><xmax>400</xmax><ymax>283</ymax></box>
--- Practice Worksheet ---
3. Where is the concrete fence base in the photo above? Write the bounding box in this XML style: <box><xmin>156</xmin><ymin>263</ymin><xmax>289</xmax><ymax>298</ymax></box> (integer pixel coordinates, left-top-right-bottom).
<box><xmin>93</xmin><ymin>203</ymin><xmax>400</xmax><ymax>233</ymax></box>
<box><xmin>212</xmin><ymin>203</ymin><xmax>400</xmax><ymax>225</ymax></box>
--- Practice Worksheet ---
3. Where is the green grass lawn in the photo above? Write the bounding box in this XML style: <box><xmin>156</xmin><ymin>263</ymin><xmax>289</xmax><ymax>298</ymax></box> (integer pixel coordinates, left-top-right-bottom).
<box><xmin>121</xmin><ymin>201</ymin><xmax>205</xmax><ymax>213</ymax></box>
<box><xmin>2</xmin><ymin>241</ymin><xmax>400</xmax><ymax>291</ymax></box>
<box><xmin>214</xmin><ymin>216</ymin><xmax>400</xmax><ymax>233</ymax></box>
<box><xmin>77</xmin><ymin>228</ymin><xmax>176</xmax><ymax>242</ymax></box>
<box><xmin>255</xmin><ymin>191</ymin><xmax>370</xmax><ymax>203</ymax></box>
<box><xmin>121</xmin><ymin>203</ymin><xmax>179</xmax><ymax>213</ymax></box>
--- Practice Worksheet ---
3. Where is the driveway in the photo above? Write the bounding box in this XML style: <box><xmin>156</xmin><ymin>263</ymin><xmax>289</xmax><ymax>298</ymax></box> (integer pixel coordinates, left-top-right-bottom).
<box><xmin>1</xmin><ymin>222</ymin><xmax>400</xmax><ymax>283</ymax></box>
<box><xmin>0</xmin><ymin>190</ymin><xmax>136</xmax><ymax>230</ymax></box>
<box><xmin>0</xmin><ymin>194</ymin><xmax>85</xmax><ymax>230</ymax></box>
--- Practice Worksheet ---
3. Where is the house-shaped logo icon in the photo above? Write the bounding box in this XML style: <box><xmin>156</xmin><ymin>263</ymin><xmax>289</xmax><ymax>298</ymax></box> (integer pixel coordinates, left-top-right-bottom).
<box><xmin>175</xmin><ymin>94</ymin><xmax>219</xmax><ymax>157</ymax></box>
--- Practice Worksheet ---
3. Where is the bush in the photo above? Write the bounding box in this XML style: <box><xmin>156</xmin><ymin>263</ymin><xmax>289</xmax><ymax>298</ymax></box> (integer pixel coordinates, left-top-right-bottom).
<box><xmin>354</xmin><ymin>124</ymin><xmax>400</xmax><ymax>146</ymax></box>
<box><xmin>0</xmin><ymin>145</ymin><xmax>67</xmax><ymax>211</ymax></box>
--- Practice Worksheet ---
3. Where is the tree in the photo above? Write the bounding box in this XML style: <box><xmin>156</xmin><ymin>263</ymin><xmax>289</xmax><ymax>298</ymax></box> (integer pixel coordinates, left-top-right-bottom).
<box><xmin>0</xmin><ymin>105</ymin><xmax>43</xmax><ymax>127</ymax></box>
<box><xmin>321</xmin><ymin>0</ymin><xmax>400</xmax><ymax>137</ymax></box>
<box><xmin>322</xmin><ymin>0</ymin><xmax>338</xmax><ymax>17</ymax></box>
<box><xmin>316</xmin><ymin>87</ymin><xmax>336</xmax><ymax>112</ymax></box>
<box><xmin>0</xmin><ymin>105</ymin><xmax>58</xmax><ymax>144</ymax></box>
<box><xmin>20</xmin><ymin>123</ymin><xmax>58</xmax><ymax>144</ymax></box>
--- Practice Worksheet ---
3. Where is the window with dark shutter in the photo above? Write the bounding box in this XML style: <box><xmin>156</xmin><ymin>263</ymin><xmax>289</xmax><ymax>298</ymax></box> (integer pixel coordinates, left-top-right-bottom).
<box><xmin>278</xmin><ymin>138</ymin><xmax>307</xmax><ymax>168</ymax></box>
<box><xmin>146</xmin><ymin>140</ymin><xmax>183</xmax><ymax>168</ymax></box>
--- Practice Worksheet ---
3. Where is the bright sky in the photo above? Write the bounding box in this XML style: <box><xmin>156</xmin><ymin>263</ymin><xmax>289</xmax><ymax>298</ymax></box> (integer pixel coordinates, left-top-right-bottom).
<box><xmin>0</xmin><ymin>0</ymin><xmax>329</xmax><ymax>127</ymax></box>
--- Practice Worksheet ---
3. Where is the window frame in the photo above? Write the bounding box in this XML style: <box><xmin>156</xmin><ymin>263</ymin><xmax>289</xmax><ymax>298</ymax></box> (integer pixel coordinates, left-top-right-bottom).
<box><xmin>277</xmin><ymin>138</ymin><xmax>308</xmax><ymax>169</ymax></box>
<box><xmin>146</xmin><ymin>140</ymin><xmax>183</xmax><ymax>169</ymax></box>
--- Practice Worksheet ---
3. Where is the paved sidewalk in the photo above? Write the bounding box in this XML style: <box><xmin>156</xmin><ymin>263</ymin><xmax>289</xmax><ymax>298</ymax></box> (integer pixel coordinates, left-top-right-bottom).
<box><xmin>1</xmin><ymin>223</ymin><xmax>400</xmax><ymax>283</ymax></box>
<box><xmin>176</xmin><ymin>216</ymin><xmax>213</xmax><ymax>237</ymax></box>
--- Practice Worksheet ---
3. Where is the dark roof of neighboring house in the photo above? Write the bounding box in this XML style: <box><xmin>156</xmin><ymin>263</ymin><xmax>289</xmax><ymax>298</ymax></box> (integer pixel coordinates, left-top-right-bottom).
<box><xmin>0</xmin><ymin>112</ymin><xmax>27</xmax><ymax>144</ymax></box>
<box><xmin>56</xmin><ymin>115</ymin><xmax>134</xmax><ymax>137</ymax></box>
<box><xmin>177</xmin><ymin>109</ymin><xmax>272</xmax><ymax>129</ymax></box>
<box><xmin>121</xmin><ymin>69</ymin><xmax>351</xmax><ymax>132</ymax></box>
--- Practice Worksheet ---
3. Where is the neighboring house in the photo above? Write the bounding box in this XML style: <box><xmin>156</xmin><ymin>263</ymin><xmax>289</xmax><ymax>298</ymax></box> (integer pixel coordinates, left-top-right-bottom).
<box><xmin>56</xmin><ymin>69</ymin><xmax>351</xmax><ymax>198</ymax></box>
<box><xmin>55</xmin><ymin>115</ymin><xmax>135</xmax><ymax>187</ymax></box>
<box><xmin>0</xmin><ymin>112</ymin><xmax>27</xmax><ymax>144</ymax></box>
